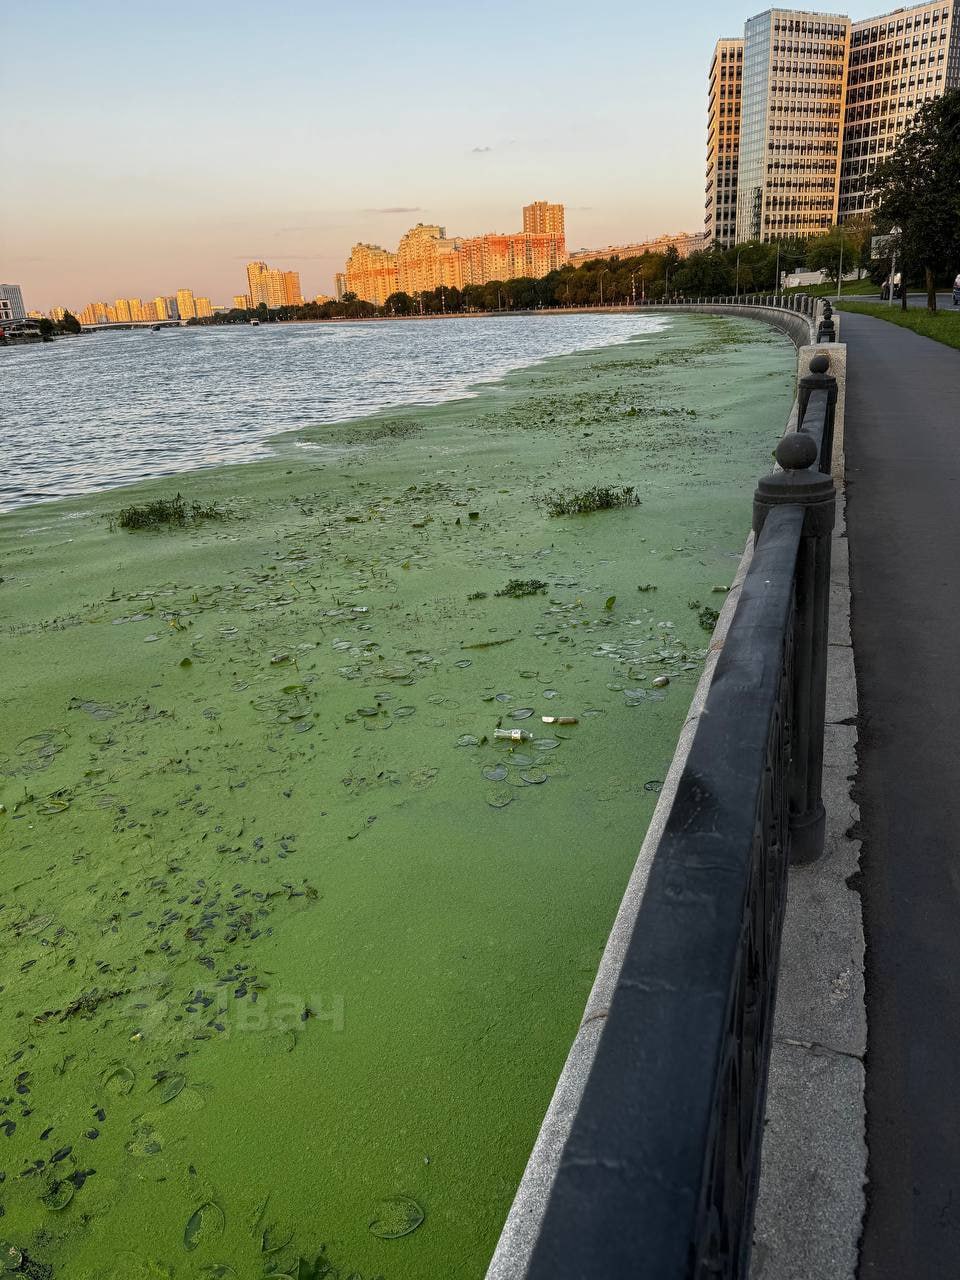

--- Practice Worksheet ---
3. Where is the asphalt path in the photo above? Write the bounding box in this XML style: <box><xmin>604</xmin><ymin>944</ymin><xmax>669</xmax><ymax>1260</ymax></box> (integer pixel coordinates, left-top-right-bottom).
<box><xmin>841</xmin><ymin>291</ymin><xmax>955</xmax><ymax>310</ymax></box>
<box><xmin>842</xmin><ymin>311</ymin><xmax>960</xmax><ymax>1277</ymax></box>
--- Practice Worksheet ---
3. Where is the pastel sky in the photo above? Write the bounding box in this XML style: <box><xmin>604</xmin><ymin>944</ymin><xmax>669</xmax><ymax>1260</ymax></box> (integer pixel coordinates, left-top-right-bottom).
<box><xmin>4</xmin><ymin>0</ymin><xmax>885</xmax><ymax>311</ymax></box>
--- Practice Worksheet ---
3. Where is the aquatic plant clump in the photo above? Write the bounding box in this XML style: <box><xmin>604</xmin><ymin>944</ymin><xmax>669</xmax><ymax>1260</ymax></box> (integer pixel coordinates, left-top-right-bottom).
<box><xmin>114</xmin><ymin>493</ymin><xmax>226</xmax><ymax>530</ymax></box>
<box><xmin>494</xmin><ymin>579</ymin><xmax>548</xmax><ymax>598</ymax></box>
<box><xmin>542</xmin><ymin>485</ymin><xmax>639</xmax><ymax>517</ymax></box>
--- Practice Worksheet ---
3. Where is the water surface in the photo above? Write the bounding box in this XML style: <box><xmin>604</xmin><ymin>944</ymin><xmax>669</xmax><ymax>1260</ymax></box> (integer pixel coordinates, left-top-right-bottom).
<box><xmin>1</xmin><ymin>315</ymin><xmax>665</xmax><ymax>510</ymax></box>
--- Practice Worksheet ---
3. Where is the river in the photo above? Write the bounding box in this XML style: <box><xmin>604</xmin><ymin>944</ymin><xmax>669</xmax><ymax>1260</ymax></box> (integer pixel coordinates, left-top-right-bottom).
<box><xmin>0</xmin><ymin>315</ymin><xmax>667</xmax><ymax>511</ymax></box>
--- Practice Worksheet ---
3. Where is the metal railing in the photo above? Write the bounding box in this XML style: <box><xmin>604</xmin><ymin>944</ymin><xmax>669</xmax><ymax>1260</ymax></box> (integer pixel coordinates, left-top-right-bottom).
<box><xmin>636</xmin><ymin>293</ymin><xmax>818</xmax><ymax>318</ymax></box>
<box><xmin>523</xmin><ymin>356</ymin><xmax>838</xmax><ymax>1280</ymax></box>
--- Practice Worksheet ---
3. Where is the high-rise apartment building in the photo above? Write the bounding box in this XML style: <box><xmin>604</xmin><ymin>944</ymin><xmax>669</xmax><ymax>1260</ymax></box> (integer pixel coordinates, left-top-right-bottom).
<box><xmin>705</xmin><ymin>39</ymin><xmax>744</xmax><ymax>247</ymax></box>
<box><xmin>0</xmin><ymin>284</ymin><xmax>27</xmax><ymax>323</ymax></box>
<box><xmin>335</xmin><ymin>273</ymin><xmax>347</xmax><ymax>301</ymax></box>
<box><xmin>522</xmin><ymin>201</ymin><xmax>566</xmax><ymax>237</ymax></box>
<box><xmin>246</xmin><ymin>261</ymin><xmax>303</xmax><ymax>309</ymax></box>
<box><xmin>344</xmin><ymin>243</ymin><xmax>400</xmax><ymax>306</ymax></box>
<box><xmin>340</xmin><ymin>205</ymin><xmax>568</xmax><ymax>303</ymax></box>
<box><xmin>396</xmin><ymin>224</ymin><xmax>463</xmax><ymax>295</ymax></box>
<box><xmin>176</xmin><ymin>289</ymin><xmax>197</xmax><ymax>320</ymax></box>
<box><xmin>154</xmin><ymin>296</ymin><xmax>171</xmax><ymax>320</ymax></box>
<box><xmin>195</xmin><ymin>297</ymin><xmax>213</xmax><ymax>319</ymax></box>
<box><xmin>281</xmin><ymin>270</ymin><xmax>303</xmax><ymax>306</ymax></box>
<box><xmin>233</xmin><ymin>294</ymin><xmax>251</xmax><ymax>310</ymax></box>
<box><xmin>736</xmin><ymin>9</ymin><xmax>850</xmax><ymax>242</ymax></box>
<box><xmin>708</xmin><ymin>3</ymin><xmax>960</xmax><ymax>244</ymax></box>
<box><xmin>840</xmin><ymin>1</ymin><xmax>960</xmax><ymax>217</ymax></box>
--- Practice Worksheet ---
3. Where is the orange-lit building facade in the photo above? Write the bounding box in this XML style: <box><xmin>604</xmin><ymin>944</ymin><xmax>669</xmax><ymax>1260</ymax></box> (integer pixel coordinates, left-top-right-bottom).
<box><xmin>705</xmin><ymin>38</ymin><xmax>744</xmax><ymax>247</ymax></box>
<box><xmin>340</xmin><ymin>204</ymin><xmax>567</xmax><ymax>304</ymax></box>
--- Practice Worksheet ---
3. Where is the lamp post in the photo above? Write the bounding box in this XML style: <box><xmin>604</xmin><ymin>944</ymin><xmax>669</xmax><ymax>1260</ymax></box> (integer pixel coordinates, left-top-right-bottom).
<box><xmin>598</xmin><ymin>268</ymin><xmax>609</xmax><ymax>307</ymax></box>
<box><xmin>631</xmin><ymin>272</ymin><xmax>637</xmax><ymax>306</ymax></box>
<box><xmin>836</xmin><ymin>231</ymin><xmax>844</xmax><ymax>301</ymax></box>
<box><xmin>735</xmin><ymin>250</ymin><xmax>742</xmax><ymax>300</ymax></box>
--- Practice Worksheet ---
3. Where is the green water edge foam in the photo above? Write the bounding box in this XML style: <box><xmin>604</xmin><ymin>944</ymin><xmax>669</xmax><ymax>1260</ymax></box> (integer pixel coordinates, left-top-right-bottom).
<box><xmin>0</xmin><ymin>316</ymin><xmax>796</xmax><ymax>1280</ymax></box>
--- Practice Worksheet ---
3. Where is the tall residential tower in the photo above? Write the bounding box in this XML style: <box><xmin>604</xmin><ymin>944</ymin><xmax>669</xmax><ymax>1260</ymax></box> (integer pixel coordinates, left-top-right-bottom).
<box><xmin>705</xmin><ymin>2</ymin><xmax>960</xmax><ymax>245</ymax></box>
<box><xmin>705</xmin><ymin>38</ymin><xmax>744</xmax><ymax>247</ymax></box>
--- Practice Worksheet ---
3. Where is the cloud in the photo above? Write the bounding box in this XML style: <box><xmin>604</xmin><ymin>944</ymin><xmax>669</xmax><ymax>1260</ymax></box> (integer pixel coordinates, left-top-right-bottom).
<box><xmin>363</xmin><ymin>206</ymin><xmax>423</xmax><ymax>214</ymax></box>
<box><xmin>472</xmin><ymin>146</ymin><xmax>493</xmax><ymax>153</ymax></box>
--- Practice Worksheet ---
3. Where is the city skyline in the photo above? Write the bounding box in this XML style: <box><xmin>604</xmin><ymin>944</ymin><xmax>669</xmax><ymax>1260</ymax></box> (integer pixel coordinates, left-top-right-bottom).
<box><xmin>3</xmin><ymin>0</ymin><xmax>894</xmax><ymax>312</ymax></box>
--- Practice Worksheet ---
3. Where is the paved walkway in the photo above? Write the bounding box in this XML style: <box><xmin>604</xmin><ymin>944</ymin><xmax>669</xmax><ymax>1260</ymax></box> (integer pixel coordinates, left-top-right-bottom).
<box><xmin>843</xmin><ymin>311</ymin><xmax>960</xmax><ymax>1277</ymax></box>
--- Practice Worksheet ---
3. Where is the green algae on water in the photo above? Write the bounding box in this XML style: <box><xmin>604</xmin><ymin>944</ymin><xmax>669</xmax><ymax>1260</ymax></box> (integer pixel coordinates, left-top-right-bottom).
<box><xmin>0</xmin><ymin>315</ymin><xmax>795</xmax><ymax>1279</ymax></box>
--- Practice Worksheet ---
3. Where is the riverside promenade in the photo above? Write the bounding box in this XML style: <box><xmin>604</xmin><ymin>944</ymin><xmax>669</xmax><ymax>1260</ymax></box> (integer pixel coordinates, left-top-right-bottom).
<box><xmin>842</xmin><ymin>311</ymin><xmax>960</xmax><ymax>1276</ymax></box>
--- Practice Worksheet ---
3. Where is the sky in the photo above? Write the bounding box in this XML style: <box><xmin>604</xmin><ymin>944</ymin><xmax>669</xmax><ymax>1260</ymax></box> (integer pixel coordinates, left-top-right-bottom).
<box><xmin>3</xmin><ymin>0</ymin><xmax>887</xmax><ymax>311</ymax></box>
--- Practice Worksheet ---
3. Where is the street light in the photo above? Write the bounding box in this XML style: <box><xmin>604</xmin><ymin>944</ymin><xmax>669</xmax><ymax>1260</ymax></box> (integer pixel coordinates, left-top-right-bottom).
<box><xmin>631</xmin><ymin>272</ymin><xmax>637</xmax><ymax>306</ymax></box>
<box><xmin>598</xmin><ymin>268</ymin><xmax>609</xmax><ymax>307</ymax></box>
<box><xmin>735</xmin><ymin>250</ymin><xmax>742</xmax><ymax>299</ymax></box>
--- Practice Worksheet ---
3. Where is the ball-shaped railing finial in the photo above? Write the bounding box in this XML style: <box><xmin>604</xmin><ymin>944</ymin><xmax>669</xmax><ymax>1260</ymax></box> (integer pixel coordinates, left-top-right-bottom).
<box><xmin>809</xmin><ymin>353</ymin><xmax>830</xmax><ymax>375</ymax></box>
<box><xmin>776</xmin><ymin>431</ymin><xmax>818</xmax><ymax>472</ymax></box>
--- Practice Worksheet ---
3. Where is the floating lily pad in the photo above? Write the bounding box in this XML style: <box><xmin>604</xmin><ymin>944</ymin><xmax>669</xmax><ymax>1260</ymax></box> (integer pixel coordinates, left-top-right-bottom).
<box><xmin>454</xmin><ymin>659</ymin><xmax>472</xmax><ymax>669</ymax></box>
<box><xmin>487</xmin><ymin>788</ymin><xmax>514</xmax><ymax>810</ymax></box>
<box><xmin>520</xmin><ymin>768</ymin><xmax>548</xmax><ymax>785</ymax></box>
<box><xmin>532</xmin><ymin>738</ymin><xmax>560</xmax><ymax>750</ymax></box>
<box><xmin>125</xmin><ymin>1122</ymin><xmax>162</xmax><ymax>1158</ymax></box>
<box><xmin>102</xmin><ymin>1064</ymin><xmax>135</xmax><ymax>1096</ymax></box>
<box><xmin>159</xmin><ymin>1073</ymin><xmax>186</xmax><ymax>1104</ymax></box>
<box><xmin>184</xmin><ymin>1201</ymin><xmax>225</xmax><ymax>1251</ymax></box>
<box><xmin>368</xmin><ymin>1195</ymin><xmax>425</xmax><ymax>1239</ymax></box>
<box><xmin>542</xmin><ymin>689</ymin><xmax>558</xmax><ymax>699</ymax></box>
<box><xmin>482</xmin><ymin>764</ymin><xmax>508</xmax><ymax>782</ymax></box>
<box><xmin>393</xmin><ymin>706</ymin><xmax>416</xmax><ymax>718</ymax></box>
<box><xmin>409</xmin><ymin>768</ymin><xmax>438</xmax><ymax>789</ymax></box>
<box><xmin>508</xmin><ymin>708</ymin><xmax>534</xmax><ymax>720</ymax></box>
<box><xmin>40</xmin><ymin>1177</ymin><xmax>75</xmax><ymax>1211</ymax></box>
<box><xmin>1</xmin><ymin>1244</ymin><xmax>23</xmax><ymax>1274</ymax></box>
<box><xmin>261</xmin><ymin>1225</ymin><xmax>293</xmax><ymax>1253</ymax></box>
<box><xmin>456</xmin><ymin>735</ymin><xmax>479</xmax><ymax>747</ymax></box>
<box><xmin>356</xmin><ymin>707</ymin><xmax>380</xmax><ymax>717</ymax></box>
<box><xmin>494</xmin><ymin>693</ymin><xmax>512</xmax><ymax>703</ymax></box>
<box><xmin>644</xmin><ymin>780</ymin><xmax>664</xmax><ymax>793</ymax></box>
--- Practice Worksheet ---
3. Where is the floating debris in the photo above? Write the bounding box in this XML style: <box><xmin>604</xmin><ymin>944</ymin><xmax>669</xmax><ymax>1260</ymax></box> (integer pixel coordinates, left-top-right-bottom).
<box><xmin>644</xmin><ymin>780</ymin><xmax>664</xmax><ymax>793</ymax></box>
<box><xmin>494</xmin><ymin>729</ymin><xmax>531</xmax><ymax>743</ymax></box>
<box><xmin>541</xmin><ymin>716</ymin><xmax>578</xmax><ymax>725</ymax></box>
<box><xmin>652</xmin><ymin>676</ymin><xmax>670</xmax><ymax>688</ymax></box>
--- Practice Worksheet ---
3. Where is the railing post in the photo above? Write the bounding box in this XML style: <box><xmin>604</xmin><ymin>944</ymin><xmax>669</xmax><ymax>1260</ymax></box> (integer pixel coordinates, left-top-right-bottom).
<box><xmin>817</xmin><ymin>299</ymin><xmax>836</xmax><ymax>342</ymax></box>
<box><xmin>798</xmin><ymin>353</ymin><xmax>838</xmax><ymax>471</ymax></box>
<box><xmin>753</xmin><ymin>432</ymin><xmax>836</xmax><ymax>864</ymax></box>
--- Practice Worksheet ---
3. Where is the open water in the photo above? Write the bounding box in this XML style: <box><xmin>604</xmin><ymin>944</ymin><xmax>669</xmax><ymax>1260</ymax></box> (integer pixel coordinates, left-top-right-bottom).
<box><xmin>0</xmin><ymin>314</ymin><xmax>666</xmax><ymax>511</ymax></box>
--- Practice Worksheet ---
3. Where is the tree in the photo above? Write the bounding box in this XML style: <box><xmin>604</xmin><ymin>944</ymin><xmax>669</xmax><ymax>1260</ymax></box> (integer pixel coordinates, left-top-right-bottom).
<box><xmin>673</xmin><ymin>249</ymin><xmax>734</xmax><ymax>297</ymax></box>
<box><xmin>871</xmin><ymin>88</ymin><xmax>960</xmax><ymax>310</ymax></box>
<box><xmin>806</xmin><ymin>227</ymin><xmax>848</xmax><ymax>284</ymax></box>
<box><xmin>384</xmin><ymin>291</ymin><xmax>415</xmax><ymax>316</ymax></box>
<box><xmin>38</xmin><ymin>317</ymin><xmax>56</xmax><ymax>339</ymax></box>
<box><xmin>59</xmin><ymin>310</ymin><xmax>81</xmax><ymax>334</ymax></box>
